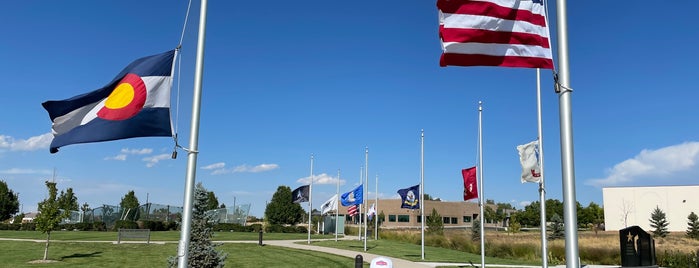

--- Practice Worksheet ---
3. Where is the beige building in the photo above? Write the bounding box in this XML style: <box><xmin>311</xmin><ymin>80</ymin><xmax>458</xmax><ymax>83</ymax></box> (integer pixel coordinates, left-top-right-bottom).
<box><xmin>340</xmin><ymin>199</ymin><xmax>489</xmax><ymax>228</ymax></box>
<box><xmin>602</xmin><ymin>185</ymin><xmax>699</xmax><ymax>232</ymax></box>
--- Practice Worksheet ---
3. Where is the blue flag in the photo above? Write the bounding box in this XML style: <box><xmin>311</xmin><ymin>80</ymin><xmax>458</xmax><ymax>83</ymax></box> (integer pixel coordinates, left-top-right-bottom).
<box><xmin>340</xmin><ymin>184</ymin><xmax>363</xmax><ymax>206</ymax></box>
<box><xmin>42</xmin><ymin>50</ymin><xmax>176</xmax><ymax>153</ymax></box>
<box><xmin>397</xmin><ymin>184</ymin><xmax>420</xmax><ymax>209</ymax></box>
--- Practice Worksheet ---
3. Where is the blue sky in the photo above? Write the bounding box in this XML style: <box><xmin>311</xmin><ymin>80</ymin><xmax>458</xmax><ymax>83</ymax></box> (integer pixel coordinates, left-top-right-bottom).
<box><xmin>1</xmin><ymin>1</ymin><xmax>698</xmax><ymax>218</ymax></box>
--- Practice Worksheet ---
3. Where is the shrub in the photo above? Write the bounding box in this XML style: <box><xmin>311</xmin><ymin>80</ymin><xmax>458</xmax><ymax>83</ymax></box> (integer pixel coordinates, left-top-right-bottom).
<box><xmin>657</xmin><ymin>250</ymin><xmax>698</xmax><ymax>268</ymax></box>
<box><xmin>113</xmin><ymin>220</ymin><xmax>138</xmax><ymax>230</ymax></box>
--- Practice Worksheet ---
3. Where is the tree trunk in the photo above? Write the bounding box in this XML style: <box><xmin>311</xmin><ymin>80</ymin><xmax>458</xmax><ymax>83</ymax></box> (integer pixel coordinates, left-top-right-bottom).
<box><xmin>43</xmin><ymin>231</ymin><xmax>51</xmax><ymax>261</ymax></box>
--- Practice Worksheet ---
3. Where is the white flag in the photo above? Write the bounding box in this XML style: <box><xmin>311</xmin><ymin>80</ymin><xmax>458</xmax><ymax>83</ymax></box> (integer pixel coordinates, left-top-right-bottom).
<box><xmin>320</xmin><ymin>194</ymin><xmax>338</xmax><ymax>214</ymax></box>
<box><xmin>517</xmin><ymin>140</ymin><xmax>542</xmax><ymax>183</ymax></box>
<box><xmin>367</xmin><ymin>203</ymin><xmax>376</xmax><ymax>220</ymax></box>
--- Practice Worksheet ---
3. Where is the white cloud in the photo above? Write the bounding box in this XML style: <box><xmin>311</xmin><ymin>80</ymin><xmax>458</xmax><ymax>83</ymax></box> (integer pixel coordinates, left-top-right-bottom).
<box><xmin>0</xmin><ymin>168</ymin><xmax>52</xmax><ymax>175</ymax></box>
<box><xmin>143</xmin><ymin>154</ymin><xmax>172</xmax><ymax>167</ymax></box>
<box><xmin>202</xmin><ymin>162</ymin><xmax>226</xmax><ymax>170</ymax></box>
<box><xmin>518</xmin><ymin>201</ymin><xmax>532</xmax><ymax>208</ymax></box>
<box><xmin>586</xmin><ymin>141</ymin><xmax>699</xmax><ymax>187</ymax></box>
<box><xmin>204</xmin><ymin>163</ymin><xmax>279</xmax><ymax>175</ymax></box>
<box><xmin>0</xmin><ymin>133</ymin><xmax>52</xmax><ymax>151</ymax></box>
<box><xmin>233</xmin><ymin>164</ymin><xmax>279</xmax><ymax>173</ymax></box>
<box><xmin>296</xmin><ymin>173</ymin><xmax>344</xmax><ymax>185</ymax></box>
<box><xmin>104</xmin><ymin>154</ymin><xmax>128</xmax><ymax>161</ymax></box>
<box><xmin>121</xmin><ymin>148</ymin><xmax>153</xmax><ymax>155</ymax></box>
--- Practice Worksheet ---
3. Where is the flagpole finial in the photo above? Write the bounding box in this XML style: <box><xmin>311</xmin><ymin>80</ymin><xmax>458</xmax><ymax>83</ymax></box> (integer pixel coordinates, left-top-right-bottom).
<box><xmin>478</xmin><ymin>101</ymin><xmax>483</xmax><ymax>111</ymax></box>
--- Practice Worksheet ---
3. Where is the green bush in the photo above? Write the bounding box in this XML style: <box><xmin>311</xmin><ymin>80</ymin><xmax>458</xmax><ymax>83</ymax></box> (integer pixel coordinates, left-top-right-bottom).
<box><xmin>20</xmin><ymin>223</ymin><xmax>35</xmax><ymax>231</ymax></box>
<box><xmin>657</xmin><ymin>250</ymin><xmax>698</xmax><ymax>268</ymax></box>
<box><xmin>113</xmin><ymin>220</ymin><xmax>138</xmax><ymax>230</ymax></box>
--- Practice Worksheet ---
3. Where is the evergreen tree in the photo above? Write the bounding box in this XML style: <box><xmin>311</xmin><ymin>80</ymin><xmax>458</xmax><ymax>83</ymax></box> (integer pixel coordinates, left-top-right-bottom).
<box><xmin>471</xmin><ymin>217</ymin><xmax>481</xmax><ymax>241</ymax></box>
<box><xmin>426</xmin><ymin>208</ymin><xmax>443</xmax><ymax>235</ymax></box>
<box><xmin>686</xmin><ymin>212</ymin><xmax>699</xmax><ymax>240</ymax></box>
<box><xmin>548</xmin><ymin>213</ymin><xmax>564</xmax><ymax>240</ymax></box>
<box><xmin>35</xmin><ymin>181</ymin><xmax>70</xmax><ymax>261</ymax></box>
<box><xmin>649</xmin><ymin>206</ymin><xmax>669</xmax><ymax>238</ymax></box>
<box><xmin>0</xmin><ymin>180</ymin><xmax>20</xmax><ymax>221</ymax></box>
<box><xmin>168</xmin><ymin>183</ymin><xmax>227</xmax><ymax>267</ymax></box>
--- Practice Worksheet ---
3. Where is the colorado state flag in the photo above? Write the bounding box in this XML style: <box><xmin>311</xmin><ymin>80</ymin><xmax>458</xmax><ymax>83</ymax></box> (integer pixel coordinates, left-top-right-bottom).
<box><xmin>42</xmin><ymin>50</ymin><xmax>176</xmax><ymax>153</ymax></box>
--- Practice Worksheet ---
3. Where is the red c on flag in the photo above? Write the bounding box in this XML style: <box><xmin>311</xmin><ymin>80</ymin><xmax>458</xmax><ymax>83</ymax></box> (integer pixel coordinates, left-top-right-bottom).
<box><xmin>97</xmin><ymin>73</ymin><xmax>147</xmax><ymax>120</ymax></box>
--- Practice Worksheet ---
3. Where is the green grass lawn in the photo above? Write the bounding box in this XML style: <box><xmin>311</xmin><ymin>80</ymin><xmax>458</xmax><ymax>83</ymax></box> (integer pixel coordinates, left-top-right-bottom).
<box><xmin>310</xmin><ymin>239</ymin><xmax>541</xmax><ymax>266</ymax></box>
<box><xmin>0</xmin><ymin>240</ymin><xmax>367</xmax><ymax>267</ymax></box>
<box><xmin>0</xmin><ymin>230</ymin><xmax>334</xmax><ymax>241</ymax></box>
<box><xmin>0</xmin><ymin>231</ymin><xmax>540</xmax><ymax>267</ymax></box>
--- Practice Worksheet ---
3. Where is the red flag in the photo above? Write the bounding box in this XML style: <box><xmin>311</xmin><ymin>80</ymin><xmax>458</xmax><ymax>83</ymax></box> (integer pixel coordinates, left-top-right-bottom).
<box><xmin>348</xmin><ymin>204</ymin><xmax>358</xmax><ymax>216</ymax></box>
<box><xmin>437</xmin><ymin>0</ymin><xmax>553</xmax><ymax>69</ymax></box>
<box><xmin>462</xmin><ymin>166</ymin><xmax>478</xmax><ymax>201</ymax></box>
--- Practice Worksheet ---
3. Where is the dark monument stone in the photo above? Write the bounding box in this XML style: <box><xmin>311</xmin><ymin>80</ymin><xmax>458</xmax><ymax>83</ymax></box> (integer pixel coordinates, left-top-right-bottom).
<box><xmin>619</xmin><ymin>225</ymin><xmax>657</xmax><ymax>267</ymax></box>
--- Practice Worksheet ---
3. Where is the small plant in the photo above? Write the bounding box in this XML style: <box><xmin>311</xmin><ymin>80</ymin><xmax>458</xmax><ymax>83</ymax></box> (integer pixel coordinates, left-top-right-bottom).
<box><xmin>426</xmin><ymin>208</ymin><xmax>444</xmax><ymax>235</ymax></box>
<box><xmin>650</xmin><ymin>206</ymin><xmax>669</xmax><ymax>238</ymax></box>
<box><xmin>471</xmin><ymin>218</ymin><xmax>481</xmax><ymax>241</ymax></box>
<box><xmin>548</xmin><ymin>213</ymin><xmax>564</xmax><ymax>240</ymax></box>
<box><xmin>686</xmin><ymin>212</ymin><xmax>699</xmax><ymax>240</ymax></box>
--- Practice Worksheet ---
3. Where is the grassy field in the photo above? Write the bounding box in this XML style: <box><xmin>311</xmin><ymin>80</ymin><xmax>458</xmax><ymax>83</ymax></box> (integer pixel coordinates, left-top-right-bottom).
<box><xmin>0</xmin><ymin>230</ymin><xmax>333</xmax><ymax>241</ymax></box>
<box><xmin>311</xmin><ymin>239</ymin><xmax>540</xmax><ymax>265</ymax></box>
<box><xmin>3</xmin><ymin>229</ymin><xmax>696</xmax><ymax>267</ymax></box>
<box><xmin>0</xmin><ymin>240</ymin><xmax>368</xmax><ymax>267</ymax></box>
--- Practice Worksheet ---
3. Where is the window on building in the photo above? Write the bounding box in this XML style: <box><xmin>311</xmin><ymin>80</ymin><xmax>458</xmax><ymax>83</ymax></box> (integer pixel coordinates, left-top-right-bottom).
<box><xmin>398</xmin><ymin>215</ymin><xmax>410</xmax><ymax>222</ymax></box>
<box><xmin>451</xmin><ymin>217</ymin><xmax>458</xmax><ymax>224</ymax></box>
<box><xmin>388</xmin><ymin>215</ymin><xmax>396</xmax><ymax>222</ymax></box>
<box><xmin>417</xmin><ymin>215</ymin><xmax>422</xmax><ymax>223</ymax></box>
<box><xmin>443</xmin><ymin>217</ymin><xmax>450</xmax><ymax>224</ymax></box>
<box><xmin>463</xmin><ymin>216</ymin><xmax>472</xmax><ymax>223</ymax></box>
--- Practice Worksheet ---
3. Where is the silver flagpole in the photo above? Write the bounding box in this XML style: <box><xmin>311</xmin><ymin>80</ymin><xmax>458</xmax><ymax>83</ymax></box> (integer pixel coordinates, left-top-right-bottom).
<box><xmin>420</xmin><ymin>129</ymin><xmax>425</xmax><ymax>260</ymax></box>
<box><xmin>363</xmin><ymin>147</ymin><xmax>368</xmax><ymax>251</ymax></box>
<box><xmin>176</xmin><ymin>0</ymin><xmax>208</xmax><ymax>266</ymax></box>
<box><xmin>478</xmin><ymin>101</ymin><xmax>485</xmax><ymax>268</ymax></box>
<box><xmin>308</xmin><ymin>154</ymin><xmax>314</xmax><ymax>244</ymax></box>
<box><xmin>336</xmin><ymin>169</ymin><xmax>340</xmax><ymax>242</ymax></box>
<box><xmin>555</xmin><ymin>0</ymin><xmax>580</xmax><ymax>267</ymax></box>
<box><xmin>374</xmin><ymin>174</ymin><xmax>378</xmax><ymax>240</ymax></box>
<box><xmin>358</xmin><ymin>166</ymin><xmax>362</xmax><ymax>240</ymax></box>
<box><xmin>537</xmin><ymin>68</ymin><xmax>548</xmax><ymax>268</ymax></box>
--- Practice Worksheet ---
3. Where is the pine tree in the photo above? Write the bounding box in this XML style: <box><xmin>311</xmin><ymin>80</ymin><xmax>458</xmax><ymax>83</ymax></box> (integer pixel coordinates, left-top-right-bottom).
<box><xmin>168</xmin><ymin>183</ymin><xmax>227</xmax><ymax>267</ymax></box>
<box><xmin>426</xmin><ymin>208</ymin><xmax>444</xmax><ymax>235</ymax></box>
<box><xmin>471</xmin><ymin>217</ymin><xmax>481</xmax><ymax>241</ymax></box>
<box><xmin>548</xmin><ymin>213</ymin><xmax>564</xmax><ymax>240</ymax></box>
<box><xmin>686</xmin><ymin>212</ymin><xmax>699</xmax><ymax>240</ymax></box>
<box><xmin>649</xmin><ymin>206</ymin><xmax>669</xmax><ymax>238</ymax></box>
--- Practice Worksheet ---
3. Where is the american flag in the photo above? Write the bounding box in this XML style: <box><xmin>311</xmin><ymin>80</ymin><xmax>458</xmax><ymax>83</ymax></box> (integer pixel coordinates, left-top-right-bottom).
<box><xmin>348</xmin><ymin>205</ymin><xmax>358</xmax><ymax>216</ymax></box>
<box><xmin>438</xmin><ymin>0</ymin><xmax>554</xmax><ymax>69</ymax></box>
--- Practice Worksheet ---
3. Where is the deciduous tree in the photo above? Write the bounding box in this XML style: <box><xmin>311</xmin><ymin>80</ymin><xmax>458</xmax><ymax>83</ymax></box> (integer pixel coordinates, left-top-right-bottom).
<box><xmin>0</xmin><ymin>180</ymin><xmax>19</xmax><ymax>221</ymax></box>
<box><xmin>265</xmin><ymin>186</ymin><xmax>304</xmax><ymax>225</ymax></box>
<box><xmin>35</xmin><ymin>181</ymin><xmax>69</xmax><ymax>261</ymax></box>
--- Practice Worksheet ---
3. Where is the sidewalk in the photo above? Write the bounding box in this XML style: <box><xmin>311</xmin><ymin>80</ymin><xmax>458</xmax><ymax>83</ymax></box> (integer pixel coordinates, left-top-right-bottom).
<box><xmin>264</xmin><ymin>239</ymin><xmax>431</xmax><ymax>268</ymax></box>
<box><xmin>262</xmin><ymin>238</ymin><xmax>621</xmax><ymax>268</ymax></box>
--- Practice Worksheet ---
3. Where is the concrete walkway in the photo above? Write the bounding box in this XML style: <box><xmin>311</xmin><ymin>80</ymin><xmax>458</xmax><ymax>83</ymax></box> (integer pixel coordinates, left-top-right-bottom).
<box><xmin>262</xmin><ymin>239</ymin><xmax>431</xmax><ymax>268</ymax></box>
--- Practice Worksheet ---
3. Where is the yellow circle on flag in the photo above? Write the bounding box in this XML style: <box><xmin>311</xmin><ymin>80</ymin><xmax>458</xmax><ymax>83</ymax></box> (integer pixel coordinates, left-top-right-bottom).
<box><xmin>97</xmin><ymin>73</ymin><xmax>147</xmax><ymax>121</ymax></box>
